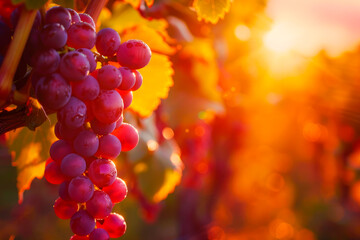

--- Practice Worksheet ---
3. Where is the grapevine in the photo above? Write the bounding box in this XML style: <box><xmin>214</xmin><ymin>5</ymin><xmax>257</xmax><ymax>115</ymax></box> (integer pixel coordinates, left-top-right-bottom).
<box><xmin>0</xmin><ymin>1</ymin><xmax>150</xmax><ymax>239</ymax></box>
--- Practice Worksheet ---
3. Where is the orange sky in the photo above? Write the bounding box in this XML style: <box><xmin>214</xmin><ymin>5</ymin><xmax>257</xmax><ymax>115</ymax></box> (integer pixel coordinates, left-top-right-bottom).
<box><xmin>265</xmin><ymin>0</ymin><xmax>360</xmax><ymax>56</ymax></box>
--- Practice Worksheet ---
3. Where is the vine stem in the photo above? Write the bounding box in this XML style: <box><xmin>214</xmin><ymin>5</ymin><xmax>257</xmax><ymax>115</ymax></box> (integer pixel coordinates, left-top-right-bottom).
<box><xmin>0</xmin><ymin>8</ymin><xmax>37</xmax><ymax>108</ymax></box>
<box><xmin>85</xmin><ymin>0</ymin><xmax>109</xmax><ymax>24</ymax></box>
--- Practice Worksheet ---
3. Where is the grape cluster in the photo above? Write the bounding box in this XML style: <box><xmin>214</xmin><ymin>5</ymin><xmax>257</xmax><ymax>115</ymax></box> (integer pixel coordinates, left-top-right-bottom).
<box><xmin>24</xmin><ymin>6</ymin><xmax>152</xmax><ymax>240</ymax></box>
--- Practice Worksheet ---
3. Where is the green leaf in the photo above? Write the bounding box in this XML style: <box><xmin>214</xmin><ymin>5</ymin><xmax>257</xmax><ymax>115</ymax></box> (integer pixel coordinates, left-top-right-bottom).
<box><xmin>12</xmin><ymin>0</ymin><xmax>48</xmax><ymax>10</ymax></box>
<box><xmin>193</xmin><ymin>0</ymin><xmax>231</xmax><ymax>24</ymax></box>
<box><xmin>53</xmin><ymin>0</ymin><xmax>75</xmax><ymax>8</ymax></box>
<box><xmin>6</xmin><ymin>114</ymin><xmax>57</xmax><ymax>203</ymax></box>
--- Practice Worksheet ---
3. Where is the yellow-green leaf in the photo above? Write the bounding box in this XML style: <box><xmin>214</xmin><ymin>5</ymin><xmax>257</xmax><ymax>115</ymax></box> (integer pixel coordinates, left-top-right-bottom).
<box><xmin>193</xmin><ymin>0</ymin><xmax>231</xmax><ymax>24</ymax></box>
<box><xmin>6</xmin><ymin>114</ymin><xmax>57</xmax><ymax>203</ymax></box>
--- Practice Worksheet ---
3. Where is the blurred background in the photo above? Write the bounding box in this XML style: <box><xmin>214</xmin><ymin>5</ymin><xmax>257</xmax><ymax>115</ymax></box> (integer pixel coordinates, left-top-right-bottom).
<box><xmin>3</xmin><ymin>0</ymin><xmax>360</xmax><ymax>239</ymax></box>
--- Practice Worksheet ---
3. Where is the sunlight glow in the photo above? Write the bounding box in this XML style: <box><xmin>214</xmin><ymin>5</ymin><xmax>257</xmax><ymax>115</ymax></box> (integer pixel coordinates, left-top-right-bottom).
<box><xmin>263</xmin><ymin>23</ymin><xmax>297</xmax><ymax>53</ymax></box>
<box><xmin>235</xmin><ymin>25</ymin><xmax>251</xmax><ymax>41</ymax></box>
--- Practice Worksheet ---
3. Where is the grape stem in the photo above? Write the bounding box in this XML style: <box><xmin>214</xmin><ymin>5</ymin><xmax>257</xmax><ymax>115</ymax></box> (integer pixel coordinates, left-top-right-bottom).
<box><xmin>0</xmin><ymin>8</ymin><xmax>37</xmax><ymax>108</ymax></box>
<box><xmin>85</xmin><ymin>0</ymin><xmax>109</xmax><ymax>24</ymax></box>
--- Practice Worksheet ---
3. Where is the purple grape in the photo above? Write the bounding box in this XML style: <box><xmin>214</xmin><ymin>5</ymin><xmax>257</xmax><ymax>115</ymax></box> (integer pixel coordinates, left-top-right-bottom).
<box><xmin>68</xmin><ymin>8</ymin><xmax>81</xmax><ymax>24</ymax></box>
<box><xmin>72</xmin><ymin>75</ymin><xmax>100</xmax><ymax>101</ymax></box>
<box><xmin>68</xmin><ymin>176</ymin><xmax>94</xmax><ymax>203</ymax></box>
<box><xmin>59</xmin><ymin>51</ymin><xmax>90</xmax><ymax>82</ymax></box>
<box><xmin>117</xmin><ymin>90</ymin><xmax>133</xmax><ymax>109</ymax></box>
<box><xmin>70</xmin><ymin>210</ymin><xmax>96</xmax><ymax>236</ymax></box>
<box><xmin>90</xmin><ymin>119</ymin><xmax>116</xmax><ymax>135</ymax></box>
<box><xmin>96</xmin><ymin>28</ymin><xmax>121</xmax><ymax>57</ymax></box>
<box><xmin>79</xmin><ymin>13</ymin><xmax>95</xmax><ymax>29</ymax></box>
<box><xmin>59</xmin><ymin>181</ymin><xmax>72</xmax><ymax>201</ymax></box>
<box><xmin>117</xmin><ymin>39</ymin><xmax>151</xmax><ymax>69</ymax></box>
<box><xmin>117</xmin><ymin>67</ymin><xmax>135</xmax><ymax>90</ymax></box>
<box><xmin>131</xmin><ymin>70</ymin><xmax>143</xmax><ymax>91</ymax></box>
<box><xmin>35</xmin><ymin>73</ymin><xmax>71</xmax><ymax>110</ymax></box>
<box><xmin>61</xmin><ymin>153</ymin><xmax>86</xmax><ymax>178</ymax></box>
<box><xmin>67</xmin><ymin>22</ymin><xmax>96</xmax><ymax>49</ymax></box>
<box><xmin>88</xmin><ymin>159</ymin><xmax>117</xmax><ymax>188</ymax></box>
<box><xmin>89</xmin><ymin>228</ymin><xmax>110</xmax><ymax>240</ymax></box>
<box><xmin>49</xmin><ymin>139</ymin><xmax>73</xmax><ymax>164</ymax></box>
<box><xmin>97</xmin><ymin>65</ymin><xmax>122</xmax><ymax>90</ymax></box>
<box><xmin>95</xmin><ymin>134</ymin><xmax>121</xmax><ymax>160</ymax></box>
<box><xmin>86</xmin><ymin>190</ymin><xmax>113</xmax><ymax>219</ymax></box>
<box><xmin>31</xmin><ymin>48</ymin><xmax>60</xmax><ymax>75</ymax></box>
<box><xmin>73</xmin><ymin>130</ymin><xmax>99</xmax><ymax>157</ymax></box>
<box><xmin>44</xmin><ymin>160</ymin><xmax>67</xmax><ymax>185</ymax></box>
<box><xmin>77</xmin><ymin>48</ymin><xmax>96</xmax><ymax>72</ymax></box>
<box><xmin>57</xmin><ymin>97</ymin><xmax>87</xmax><ymax>129</ymax></box>
<box><xmin>57</xmin><ymin>122</ymin><xmax>84</xmax><ymax>142</ymax></box>
<box><xmin>45</xmin><ymin>6</ymin><xmax>72</xmax><ymax>30</ymax></box>
<box><xmin>91</xmin><ymin>90</ymin><xmax>124</xmax><ymax>124</ymax></box>
<box><xmin>40</xmin><ymin>23</ymin><xmax>68</xmax><ymax>49</ymax></box>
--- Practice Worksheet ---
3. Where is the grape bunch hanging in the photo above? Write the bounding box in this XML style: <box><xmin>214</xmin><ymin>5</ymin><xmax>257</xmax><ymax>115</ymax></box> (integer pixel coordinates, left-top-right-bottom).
<box><xmin>9</xmin><ymin>5</ymin><xmax>151</xmax><ymax>240</ymax></box>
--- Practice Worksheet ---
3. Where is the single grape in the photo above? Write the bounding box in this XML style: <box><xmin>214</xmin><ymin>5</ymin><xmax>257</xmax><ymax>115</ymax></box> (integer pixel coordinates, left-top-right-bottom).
<box><xmin>31</xmin><ymin>48</ymin><xmax>60</xmax><ymax>75</ymax></box>
<box><xmin>91</xmin><ymin>119</ymin><xmax>116</xmax><ymax>136</ymax></box>
<box><xmin>117</xmin><ymin>67</ymin><xmax>135</xmax><ymax>90</ymax></box>
<box><xmin>96</xmin><ymin>28</ymin><xmax>121</xmax><ymax>57</ymax></box>
<box><xmin>53</xmin><ymin>197</ymin><xmax>78</xmax><ymax>219</ymax></box>
<box><xmin>88</xmin><ymin>159</ymin><xmax>117</xmax><ymax>188</ymax></box>
<box><xmin>73</xmin><ymin>130</ymin><xmax>99</xmax><ymax>157</ymax></box>
<box><xmin>68</xmin><ymin>176</ymin><xmax>94</xmax><ymax>203</ymax></box>
<box><xmin>45</xmin><ymin>6</ymin><xmax>72</xmax><ymax>30</ymax></box>
<box><xmin>44</xmin><ymin>161</ymin><xmax>67</xmax><ymax>185</ymax></box>
<box><xmin>102</xmin><ymin>177</ymin><xmax>127</xmax><ymax>203</ymax></box>
<box><xmin>97</xmin><ymin>65</ymin><xmax>122</xmax><ymax>90</ymax></box>
<box><xmin>99</xmin><ymin>213</ymin><xmax>126</xmax><ymax>238</ymax></box>
<box><xmin>77</xmin><ymin>48</ymin><xmax>96</xmax><ymax>73</ymax></box>
<box><xmin>113</xmin><ymin>123</ymin><xmax>139</xmax><ymax>151</ymax></box>
<box><xmin>95</xmin><ymin>134</ymin><xmax>121</xmax><ymax>160</ymax></box>
<box><xmin>57</xmin><ymin>97</ymin><xmax>87</xmax><ymax>129</ymax></box>
<box><xmin>49</xmin><ymin>139</ymin><xmax>73</xmax><ymax>164</ymax></box>
<box><xmin>59</xmin><ymin>51</ymin><xmax>90</xmax><ymax>82</ymax></box>
<box><xmin>117</xmin><ymin>90</ymin><xmax>133</xmax><ymax>109</ymax></box>
<box><xmin>89</xmin><ymin>228</ymin><xmax>110</xmax><ymax>240</ymax></box>
<box><xmin>59</xmin><ymin>180</ymin><xmax>72</xmax><ymax>201</ymax></box>
<box><xmin>61</xmin><ymin>153</ymin><xmax>86</xmax><ymax>178</ymax></box>
<box><xmin>72</xmin><ymin>75</ymin><xmax>100</xmax><ymax>101</ymax></box>
<box><xmin>35</xmin><ymin>73</ymin><xmax>71</xmax><ymax>110</ymax></box>
<box><xmin>40</xmin><ymin>23</ymin><xmax>68</xmax><ymax>49</ymax></box>
<box><xmin>131</xmin><ymin>70</ymin><xmax>143</xmax><ymax>91</ymax></box>
<box><xmin>57</xmin><ymin>122</ymin><xmax>84</xmax><ymax>142</ymax></box>
<box><xmin>70</xmin><ymin>210</ymin><xmax>96</xmax><ymax>236</ymax></box>
<box><xmin>79</xmin><ymin>13</ymin><xmax>95</xmax><ymax>29</ymax></box>
<box><xmin>86</xmin><ymin>190</ymin><xmax>113</xmax><ymax>219</ymax></box>
<box><xmin>117</xmin><ymin>39</ymin><xmax>151</xmax><ymax>69</ymax></box>
<box><xmin>67</xmin><ymin>22</ymin><xmax>96</xmax><ymax>49</ymax></box>
<box><xmin>68</xmin><ymin>8</ymin><xmax>81</xmax><ymax>24</ymax></box>
<box><xmin>91</xmin><ymin>90</ymin><xmax>123</xmax><ymax>124</ymax></box>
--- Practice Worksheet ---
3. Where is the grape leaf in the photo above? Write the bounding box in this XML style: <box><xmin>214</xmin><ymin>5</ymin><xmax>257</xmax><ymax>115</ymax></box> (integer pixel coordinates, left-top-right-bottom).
<box><xmin>127</xmin><ymin>115</ymin><xmax>183</xmax><ymax>202</ymax></box>
<box><xmin>53</xmin><ymin>0</ymin><xmax>75</xmax><ymax>8</ymax></box>
<box><xmin>6</xmin><ymin>114</ymin><xmax>57</xmax><ymax>203</ymax></box>
<box><xmin>11</xmin><ymin>0</ymin><xmax>47</xmax><ymax>9</ymax></box>
<box><xmin>123</xmin><ymin>0</ymin><xmax>141</xmax><ymax>9</ymax></box>
<box><xmin>193</xmin><ymin>0</ymin><xmax>231</xmax><ymax>24</ymax></box>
